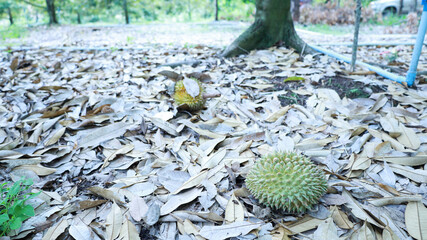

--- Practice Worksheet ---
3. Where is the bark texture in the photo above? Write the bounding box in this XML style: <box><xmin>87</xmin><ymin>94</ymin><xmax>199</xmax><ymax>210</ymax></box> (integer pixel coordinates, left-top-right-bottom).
<box><xmin>7</xmin><ymin>7</ymin><xmax>13</xmax><ymax>25</ymax></box>
<box><xmin>45</xmin><ymin>0</ymin><xmax>58</xmax><ymax>24</ymax></box>
<box><xmin>292</xmin><ymin>0</ymin><xmax>300</xmax><ymax>22</ymax></box>
<box><xmin>222</xmin><ymin>0</ymin><xmax>312</xmax><ymax>57</ymax></box>
<box><xmin>123</xmin><ymin>0</ymin><xmax>130</xmax><ymax>24</ymax></box>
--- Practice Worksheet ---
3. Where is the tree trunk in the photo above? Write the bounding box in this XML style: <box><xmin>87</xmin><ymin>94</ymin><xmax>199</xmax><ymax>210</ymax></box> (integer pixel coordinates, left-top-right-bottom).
<box><xmin>7</xmin><ymin>7</ymin><xmax>14</xmax><ymax>25</ymax></box>
<box><xmin>292</xmin><ymin>0</ymin><xmax>300</xmax><ymax>22</ymax></box>
<box><xmin>45</xmin><ymin>0</ymin><xmax>58</xmax><ymax>24</ymax></box>
<box><xmin>188</xmin><ymin>0</ymin><xmax>192</xmax><ymax>21</ymax></box>
<box><xmin>77</xmin><ymin>11</ymin><xmax>81</xmax><ymax>24</ymax></box>
<box><xmin>222</xmin><ymin>0</ymin><xmax>313</xmax><ymax>57</ymax></box>
<box><xmin>123</xmin><ymin>0</ymin><xmax>130</xmax><ymax>24</ymax></box>
<box><xmin>399</xmin><ymin>0</ymin><xmax>403</xmax><ymax>14</ymax></box>
<box><xmin>412</xmin><ymin>0</ymin><xmax>417</xmax><ymax>12</ymax></box>
<box><xmin>215</xmin><ymin>0</ymin><xmax>219</xmax><ymax>21</ymax></box>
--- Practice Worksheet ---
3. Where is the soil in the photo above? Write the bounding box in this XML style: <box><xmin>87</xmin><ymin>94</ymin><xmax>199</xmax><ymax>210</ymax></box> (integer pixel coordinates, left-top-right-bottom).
<box><xmin>139</xmin><ymin>226</ymin><xmax>157</xmax><ymax>240</ymax></box>
<box><xmin>271</xmin><ymin>75</ymin><xmax>387</xmax><ymax>106</ymax></box>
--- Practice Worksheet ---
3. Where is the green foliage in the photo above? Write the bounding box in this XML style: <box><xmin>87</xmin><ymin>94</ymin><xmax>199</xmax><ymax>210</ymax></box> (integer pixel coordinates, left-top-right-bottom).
<box><xmin>126</xmin><ymin>36</ymin><xmax>135</xmax><ymax>45</ymax></box>
<box><xmin>0</xmin><ymin>25</ymin><xmax>28</xmax><ymax>40</ymax></box>
<box><xmin>0</xmin><ymin>178</ymin><xmax>40</xmax><ymax>236</ymax></box>
<box><xmin>298</xmin><ymin>23</ymin><xmax>351</xmax><ymax>35</ymax></box>
<box><xmin>216</xmin><ymin>0</ymin><xmax>255</xmax><ymax>21</ymax></box>
<box><xmin>380</xmin><ymin>14</ymin><xmax>407</xmax><ymax>26</ymax></box>
<box><xmin>284</xmin><ymin>76</ymin><xmax>305</xmax><ymax>82</ymax></box>
<box><xmin>13</xmin><ymin>0</ymin><xmax>255</xmax><ymax>25</ymax></box>
<box><xmin>384</xmin><ymin>51</ymin><xmax>398</xmax><ymax>63</ymax></box>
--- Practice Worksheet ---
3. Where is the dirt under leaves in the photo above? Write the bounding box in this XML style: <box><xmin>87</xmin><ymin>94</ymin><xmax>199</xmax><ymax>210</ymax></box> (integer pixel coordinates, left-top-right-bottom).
<box><xmin>273</xmin><ymin>75</ymin><xmax>387</xmax><ymax>106</ymax></box>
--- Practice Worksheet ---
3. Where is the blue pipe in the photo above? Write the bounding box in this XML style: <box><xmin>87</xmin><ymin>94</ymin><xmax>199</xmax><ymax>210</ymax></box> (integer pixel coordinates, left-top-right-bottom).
<box><xmin>309</xmin><ymin>44</ymin><xmax>406</xmax><ymax>84</ymax></box>
<box><xmin>405</xmin><ymin>3</ymin><xmax>427</xmax><ymax>87</ymax></box>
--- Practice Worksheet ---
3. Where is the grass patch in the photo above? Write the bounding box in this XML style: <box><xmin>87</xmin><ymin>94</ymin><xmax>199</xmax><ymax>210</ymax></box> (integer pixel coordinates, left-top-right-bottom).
<box><xmin>365</xmin><ymin>14</ymin><xmax>407</xmax><ymax>26</ymax></box>
<box><xmin>0</xmin><ymin>25</ymin><xmax>28</xmax><ymax>41</ymax></box>
<box><xmin>297</xmin><ymin>24</ymin><xmax>351</xmax><ymax>35</ymax></box>
<box><xmin>380</xmin><ymin>14</ymin><xmax>406</xmax><ymax>26</ymax></box>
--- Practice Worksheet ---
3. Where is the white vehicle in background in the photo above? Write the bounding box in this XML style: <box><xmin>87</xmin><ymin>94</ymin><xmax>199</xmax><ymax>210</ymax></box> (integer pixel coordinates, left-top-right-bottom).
<box><xmin>369</xmin><ymin>0</ymin><xmax>422</xmax><ymax>16</ymax></box>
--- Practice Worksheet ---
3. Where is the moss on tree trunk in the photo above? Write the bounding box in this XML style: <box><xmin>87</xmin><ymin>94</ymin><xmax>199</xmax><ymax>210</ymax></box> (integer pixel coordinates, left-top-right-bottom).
<box><xmin>222</xmin><ymin>0</ymin><xmax>313</xmax><ymax>57</ymax></box>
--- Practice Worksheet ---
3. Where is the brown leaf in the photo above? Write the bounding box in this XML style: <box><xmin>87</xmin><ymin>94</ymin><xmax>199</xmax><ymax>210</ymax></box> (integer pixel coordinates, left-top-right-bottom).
<box><xmin>87</xmin><ymin>186</ymin><xmax>124</xmax><ymax>204</ymax></box>
<box><xmin>186</xmin><ymin>72</ymin><xmax>211</xmax><ymax>81</ymax></box>
<box><xmin>42</xmin><ymin>106</ymin><xmax>70</xmax><ymax>118</ymax></box>
<box><xmin>330</xmin><ymin>206</ymin><xmax>354</xmax><ymax>229</ymax></box>
<box><xmin>159</xmin><ymin>70</ymin><xmax>183</xmax><ymax>81</ymax></box>
<box><xmin>79</xmin><ymin>199</ymin><xmax>108</xmax><ymax>210</ymax></box>
<box><xmin>10</xmin><ymin>57</ymin><xmax>19</xmax><ymax>71</ymax></box>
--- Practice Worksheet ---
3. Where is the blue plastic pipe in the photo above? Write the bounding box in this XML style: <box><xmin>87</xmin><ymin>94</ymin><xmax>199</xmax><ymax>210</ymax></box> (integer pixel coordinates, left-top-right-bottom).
<box><xmin>309</xmin><ymin>44</ymin><xmax>406</xmax><ymax>83</ymax></box>
<box><xmin>405</xmin><ymin>2</ymin><xmax>427</xmax><ymax>86</ymax></box>
<box><xmin>311</xmin><ymin>1</ymin><xmax>427</xmax><ymax>87</ymax></box>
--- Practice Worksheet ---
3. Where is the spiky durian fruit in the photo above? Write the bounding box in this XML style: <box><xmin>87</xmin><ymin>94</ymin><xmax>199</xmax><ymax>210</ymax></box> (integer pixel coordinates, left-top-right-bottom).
<box><xmin>245</xmin><ymin>152</ymin><xmax>327</xmax><ymax>213</ymax></box>
<box><xmin>173</xmin><ymin>78</ymin><xmax>206</xmax><ymax>111</ymax></box>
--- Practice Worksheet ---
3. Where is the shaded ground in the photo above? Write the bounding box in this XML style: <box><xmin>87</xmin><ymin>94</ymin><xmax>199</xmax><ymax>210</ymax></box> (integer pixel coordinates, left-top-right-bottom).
<box><xmin>272</xmin><ymin>76</ymin><xmax>387</xmax><ymax>106</ymax></box>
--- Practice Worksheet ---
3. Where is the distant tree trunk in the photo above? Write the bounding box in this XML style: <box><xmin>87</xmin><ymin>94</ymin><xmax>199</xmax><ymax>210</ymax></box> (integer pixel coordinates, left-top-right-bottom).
<box><xmin>45</xmin><ymin>0</ymin><xmax>58</xmax><ymax>24</ymax></box>
<box><xmin>77</xmin><ymin>11</ymin><xmax>81</xmax><ymax>24</ymax></box>
<box><xmin>412</xmin><ymin>0</ymin><xmax>417</xmax><ymax>12</ymax></box>
<box><xmin>399</xmin><ymin>0</ymin><xmax>403</xmax><ymax>14</ymax></box>
<box><xmin>215</xmin><ymin>0</ymin><xmax>219</xmax><ymax>21</ymax></box>
<box><xmin>222</xmin><ymin>0</ymin><xmax>313</xmax><ymax>57</ymax></box>
<box><xmin>7</xmin><ymin>7</ymin><xmax>14</xmax><ymax>25</ymax></box>
<box><xmin>188</xmin><ymin>0</ymin><xmax>192</xmax><ymax>21</ymax></box>
<box><xmin>292</xmin><ymin>0</ymin><xmax>300</xmax><ymax>21</ymax></box>
<box><xmin>123</xmin><ymin>0</ymin><xmax>129</xmax><ymax>24</ymax></box>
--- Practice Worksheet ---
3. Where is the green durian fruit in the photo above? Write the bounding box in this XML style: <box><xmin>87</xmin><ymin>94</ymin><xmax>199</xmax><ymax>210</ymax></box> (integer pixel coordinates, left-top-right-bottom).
<box><xmin>173</xmin><ymin>78</ymin><xmax>205</xmax><ymax>111</ymax></box>
<box><xmin>245</xmin><ymin>152</ymin><xmax>327</xmax><ymax>213</ymax></box>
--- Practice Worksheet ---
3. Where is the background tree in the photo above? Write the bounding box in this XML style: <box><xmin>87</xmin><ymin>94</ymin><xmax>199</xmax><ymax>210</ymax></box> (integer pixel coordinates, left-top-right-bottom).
<box><xmin>11</xmin><ymin>0</ymin><xmax>254</xmax><ymax>25</ymax></box>
<box><xmin>62</xmin><ymin>0</ymin><xmax>85</xmax><ymax>24</ymax></box>
<box><xmin>123</xmin><ymin>0</ymin><xmax>129</xmax><ymax>24</ymax></box>
<box><xmin>0</xmin><ymin>1</ymin><xmax>15</xmax><ymax>25</ymax></box>
<box><xmin>222</xmin><ymin>0</ymin><xmax>312</xmax><ymax>57</ymax></box>
<box><xmin>45</xmin><ymin>0</ymin><xmax>58</xmax><ymax>24</ymax></box>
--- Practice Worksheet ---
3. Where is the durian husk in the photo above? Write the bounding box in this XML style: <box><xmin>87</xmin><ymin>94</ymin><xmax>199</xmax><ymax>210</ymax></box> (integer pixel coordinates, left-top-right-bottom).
<box><xmin>245</xmin><ymin>152</ymin><xmax>327</xmax><ymax>213</ymax></box>
<box><xmin>173</xmin><ymin>79</ymin><xmax>206</xmax><ymax>111</ymax></box>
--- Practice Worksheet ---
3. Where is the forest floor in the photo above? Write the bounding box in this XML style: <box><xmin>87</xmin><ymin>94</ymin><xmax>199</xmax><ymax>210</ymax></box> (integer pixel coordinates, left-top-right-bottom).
<box><xmin>0</xmin><ymin>22</ymin><xmax>426</xmax><ymax>240</ymax></box>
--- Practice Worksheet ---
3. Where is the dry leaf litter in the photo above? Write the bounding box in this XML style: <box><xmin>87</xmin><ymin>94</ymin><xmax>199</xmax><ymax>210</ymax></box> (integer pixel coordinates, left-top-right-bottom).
<box><xmin>0</xmin><ymin>24</ymin><xmax>427</xmax><ymax>240</ymax></box>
